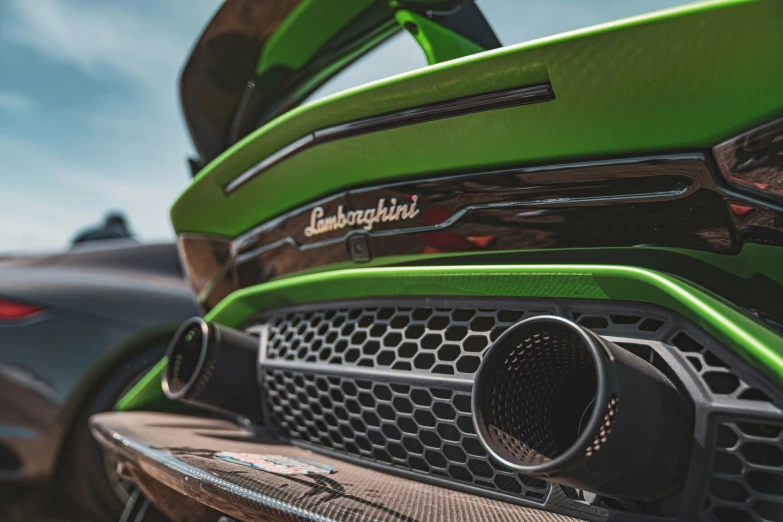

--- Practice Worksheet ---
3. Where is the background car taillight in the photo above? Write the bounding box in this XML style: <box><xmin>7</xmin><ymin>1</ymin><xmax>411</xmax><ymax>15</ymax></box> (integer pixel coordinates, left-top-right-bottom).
<box><xmin>713</xmin><ymin>118</ymin><xmax>783</xmax><ymax>202</ymax></box>
<box><xmin>0</xmin><ymin>298</ymin><xmax>45</xmax><ymax>319</ymax></box>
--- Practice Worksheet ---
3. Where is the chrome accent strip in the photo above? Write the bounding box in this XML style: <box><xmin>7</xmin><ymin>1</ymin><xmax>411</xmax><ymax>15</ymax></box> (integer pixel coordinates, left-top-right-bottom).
<box><xmin>224</xmin><ymin>134</ymin><xmax>315</xmax><ymax>194</ymax></box>
<box><xmin>223</xmin><ymin>84</ymin><xmax>554</xmax><ymax>194</ymax></box>
<box><xmin>246</xmin><ymin>324</ymin><xmax>269</xmax><ymax>366</ymax></box>
<box><xmin>261</xmin><ymin>358</ymin><xmax>474</xmax><ymax>390</ymax></box>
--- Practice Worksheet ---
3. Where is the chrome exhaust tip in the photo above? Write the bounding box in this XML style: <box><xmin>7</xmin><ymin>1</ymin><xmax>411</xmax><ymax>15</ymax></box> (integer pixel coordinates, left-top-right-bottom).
<box><xmin>472</xmin><ymin>315</ymin><xmax>691</xmax><ymax>501</ymax></box>
<box><xmin>163</xmin><ymin>317</ymin><xmax>262</xmax><ymax>423</ymax></box>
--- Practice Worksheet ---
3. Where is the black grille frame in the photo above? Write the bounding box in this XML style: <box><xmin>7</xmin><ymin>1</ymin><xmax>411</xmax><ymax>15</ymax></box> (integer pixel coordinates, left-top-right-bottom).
<box><xmin>701</xmin><ymin>415</ymin><xmax>783</xmax><ymax>522</ymax></box>
<box><xmin>251</xmin><ymin>297</ymin><xmax>783</xmax><ymax>522</ymax></box>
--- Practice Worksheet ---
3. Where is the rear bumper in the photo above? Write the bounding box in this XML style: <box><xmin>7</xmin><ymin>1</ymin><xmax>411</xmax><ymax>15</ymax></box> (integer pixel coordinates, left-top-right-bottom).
<box><xmin>90</xmin><ymin>411</ymin><xmax>585</xmax><ymax>522</ymax></box>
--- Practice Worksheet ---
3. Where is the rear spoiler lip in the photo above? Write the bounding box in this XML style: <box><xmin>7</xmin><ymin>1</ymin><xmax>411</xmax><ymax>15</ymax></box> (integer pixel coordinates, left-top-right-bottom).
<box><xmin>224</xmin><ymin>83</ymin><xmax>554</xmax><ymax>194</ymax></box>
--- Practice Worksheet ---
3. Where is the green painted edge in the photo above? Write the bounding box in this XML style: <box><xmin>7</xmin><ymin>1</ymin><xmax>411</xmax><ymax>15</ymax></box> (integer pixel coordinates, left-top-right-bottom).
<box><xmin>257</xmin><ymin>0</ymin><xmax>378</xmax><ymax>74</ymax></box>
<box><xmin>394</xmin><ymin>9</ymin><xmax>486</xmax><ymax>65</ymax></box>
<box><xmin>237</xmin><ymin>243</ymin><xmax>783</xmax><ymax>294</ymax></box>
<box><xmin>117</xmin><ymin>264</ymin><xmax>783</xmax><ymax>411</ymax></box>
<box><xmin>115</xmin><ymin>357</ymin><xmax>168</xmax><ymax>411</ymax></box>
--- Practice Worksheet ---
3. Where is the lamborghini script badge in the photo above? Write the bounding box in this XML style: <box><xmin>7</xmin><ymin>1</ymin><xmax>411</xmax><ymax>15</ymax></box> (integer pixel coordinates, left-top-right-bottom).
<box><xmin>215</xmin><ymin>452</ymin><xmax>336</xmax><ymax>475</ymax></box>
<box><xmin>304</xmin><ymin>196</ymin><xmax>420</xmax><ymax>237</ymax></box>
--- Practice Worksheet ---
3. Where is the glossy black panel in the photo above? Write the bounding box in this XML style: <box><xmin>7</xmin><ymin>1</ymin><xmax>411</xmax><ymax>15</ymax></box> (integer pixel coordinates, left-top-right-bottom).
<box><xmin>193</xmin><ymin>155</ymin><xmax>783</xmax><ymax>311</ymax></box>
<box><xmin>235</xmin><ymin>156</ymin><xmax>713</xmax><ymax>254</ymax></box>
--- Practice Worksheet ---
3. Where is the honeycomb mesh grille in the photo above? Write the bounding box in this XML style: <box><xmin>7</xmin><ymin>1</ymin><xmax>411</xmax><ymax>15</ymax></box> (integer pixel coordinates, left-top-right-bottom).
<box><xmin>264</xmin><ymin>303</ymin><xmax>775</xmax><ymax>403</ymax></box>
<box><xmin>257</xmin><ymin>299</ymin><xmax>782</xmax><ymax>513</ymax></box>
<box><xmin>263</xmin><ymin>369</ymin><xmax>550</xmax><ymax>501</ymax></box>
<box><xmin>702</xmin><ymin>420</ymin><xmax>783</xmax><ymax>522</ymax></box>
<box><xmin>669</xmin><ymin>332</ymin><xmax>773</xmax><ymax>402</ymax></box>
<box><xmin>264</xmin><ymin>305</ymin><xmax>529</xmax><ymax>375</ymax></box>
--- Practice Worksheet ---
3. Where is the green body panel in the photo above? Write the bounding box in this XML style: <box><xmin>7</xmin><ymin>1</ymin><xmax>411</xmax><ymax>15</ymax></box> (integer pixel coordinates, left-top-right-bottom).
<box><xmin>256</xmin><ymin>0</ymin><xmax>377</xmax><ymax>75</ymax></box>
<box><xmin>115</xmin><ymin>358</ymin><xmax>169</xmax><ymax>411</ymax></box>
<box><xmin>171</xmin><ymin>0</ymin><xmax>783</xmax><ymax>238</ymax></box>
<box><xmin>394</xmin><ymin>9</ymin><xmax>486</xmax><ymax>65</ymax></box>
<box><xmin>117</xmin><ymin>263</ymin><xmax>783</xmax><ymax>411</ymax></box>
<box><xmin>223</xmin><ymin>243</ymin><xmax>783</xmax><ymax>303</ymax></box>
<box><xmin>655</xmin><ymin>243</ymin><xmax>783</xmax><ymax>288</ymax></box>
<box><xmin>121</xmin><ymin>0</ymin><xmax>783</xmax><ymax>412</ymax></box>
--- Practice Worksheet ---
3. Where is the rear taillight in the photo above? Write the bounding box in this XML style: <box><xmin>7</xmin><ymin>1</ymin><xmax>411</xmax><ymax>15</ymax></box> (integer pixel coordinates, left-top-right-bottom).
<box><xmin>713</xmin><ymin>118</ymin><xmax>783</xmax><ymax>202</ymax></box>
<box><xmin>0</xmin><ymin>298</ymin><xmax>45</xmax><ymax>319</ymax></box>
<box><xmin>177</xmin><ymin>234</ymin><xmax>234</xmax><ymax>311</ymax></box>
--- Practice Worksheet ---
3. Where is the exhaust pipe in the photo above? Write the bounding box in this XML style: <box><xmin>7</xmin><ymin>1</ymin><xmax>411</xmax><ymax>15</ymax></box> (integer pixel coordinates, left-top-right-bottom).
<box><xmin>162</xmin><ymin>317</ymin><xmax>262</xmax><ymax>423</ymax></box>
<box><xmin>473</xmin><ymin>315</ymin><xmax>691</xmax><ymax>501</ymax></box>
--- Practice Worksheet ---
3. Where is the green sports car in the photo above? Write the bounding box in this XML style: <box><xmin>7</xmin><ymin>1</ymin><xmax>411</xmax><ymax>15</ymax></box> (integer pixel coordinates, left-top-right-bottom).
<box><xmin>91</xmin><ymin>1</ymin><xmax>783</xmax><ymax>521</ymax></box>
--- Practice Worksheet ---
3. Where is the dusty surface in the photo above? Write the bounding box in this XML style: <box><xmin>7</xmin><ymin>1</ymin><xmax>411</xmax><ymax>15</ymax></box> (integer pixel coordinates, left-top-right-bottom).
<box><xmin>0</xmin><ymin>486</ymin><xmax>95</xmax><ymax>522</ymax></box>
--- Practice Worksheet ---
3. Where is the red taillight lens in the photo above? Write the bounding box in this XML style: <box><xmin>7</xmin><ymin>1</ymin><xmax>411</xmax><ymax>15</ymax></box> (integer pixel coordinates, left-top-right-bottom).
<box><xmin>177</xmin><ymin>235</ymin><xmax>234</xmax><ymax>312</ymax></box>
<box><xmin>0</xmin><ymin>298</ymin><xmax>45</xmax><ymax>319</ymax></box>
<box><xmin>713</xmin><ymin>118</ymin><xmax>783</xmax><ymax>201</ymax></box>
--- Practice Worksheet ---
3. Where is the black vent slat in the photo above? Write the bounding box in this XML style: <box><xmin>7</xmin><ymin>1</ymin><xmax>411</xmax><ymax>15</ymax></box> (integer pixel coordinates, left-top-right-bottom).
<box><xmin>705</xmin><ymin>420</ymin><xmax>783</xmax><ymax>522</ymax></box>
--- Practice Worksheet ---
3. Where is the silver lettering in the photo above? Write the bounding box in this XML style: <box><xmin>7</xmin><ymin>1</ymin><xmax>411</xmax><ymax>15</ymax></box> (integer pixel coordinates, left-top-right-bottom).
<box><xmin>303</xmin><ymin>196</ymin><xmax>420</xmax><ymax>237</ymax></box>
<box><xmin>304</xmin><ymin>207</ymin><xmax>324</xmax><ymax>237</ymax></box>
<box><xmin>385</xmin><ymin>198</ymin><xmax>397</xmax><ymax>222</ymax></box>
<box><xmin>363</xmin><ymin>209</ymin><xmax>376</xmax><ymax>230</ymax></box>
<box><xmin>406</xmin><ymin>196</ymin><xmax>420</xmax><ymax>219</ymax></box>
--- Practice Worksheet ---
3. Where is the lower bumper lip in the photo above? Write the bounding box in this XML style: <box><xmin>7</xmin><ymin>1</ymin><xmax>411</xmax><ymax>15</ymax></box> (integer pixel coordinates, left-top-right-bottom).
<box><xmin>91</xmin><ymin>411</ymin><xmax>561</xmax><ymax>522</ymax></box>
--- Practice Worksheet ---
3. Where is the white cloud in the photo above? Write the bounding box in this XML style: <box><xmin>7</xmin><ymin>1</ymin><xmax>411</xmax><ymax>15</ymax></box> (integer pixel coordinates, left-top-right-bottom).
<box><xmin>0</xmin><ymin>0</ymin><xmax>220</xmax><ymax>252</ymax></box>
<box><xmin>0</xmin><ymin>134</ymin><xmax>183</xmax><ymax>253</ymax></box>
<box><xmin>1</xmin><ymin>0</ymin><xmax>184</xmax><ymax>90</ymax></box>
<box><xmin>0</xmin><ymin>91</ymin><xmax>36</xmax><ymax>113</ymax></box>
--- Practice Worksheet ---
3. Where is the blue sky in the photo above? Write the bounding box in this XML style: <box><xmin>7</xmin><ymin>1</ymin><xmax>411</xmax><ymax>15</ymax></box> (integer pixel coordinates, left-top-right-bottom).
<box><xmin>0</xmin><ymin>0</ymin><xmax>220</xmax><ymax>252</ymax></box>
<box><xmin>0</xmin><ymin>0</ymin><xmax>685</xmax><ymax>253</ymax></box>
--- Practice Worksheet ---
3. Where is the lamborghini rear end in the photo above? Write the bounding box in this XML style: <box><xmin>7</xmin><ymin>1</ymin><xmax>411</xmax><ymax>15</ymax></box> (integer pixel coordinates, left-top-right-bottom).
<box><xmin>94</xmin><ymin>1</ymin><xmax>783</xmax><ymax>521</ymax></box>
